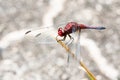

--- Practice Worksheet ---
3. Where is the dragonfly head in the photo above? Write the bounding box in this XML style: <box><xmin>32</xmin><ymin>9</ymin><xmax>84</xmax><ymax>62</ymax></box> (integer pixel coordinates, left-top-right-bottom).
<box><xmin>58</xmin><ymin>27</ymin><xmax>64</xmax><ymax>37</ymax></box>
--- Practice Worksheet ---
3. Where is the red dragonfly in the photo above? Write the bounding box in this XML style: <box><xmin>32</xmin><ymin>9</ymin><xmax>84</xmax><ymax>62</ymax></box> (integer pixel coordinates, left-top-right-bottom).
<box><xmin>56</xmin><ymin>22</ymin><xmax>105</xmax><ymax>42</ymax></box>
<box><xmin>25</xmin><ymin>22</ymin><xmax>105</xmax><ymax>62</ymax></box>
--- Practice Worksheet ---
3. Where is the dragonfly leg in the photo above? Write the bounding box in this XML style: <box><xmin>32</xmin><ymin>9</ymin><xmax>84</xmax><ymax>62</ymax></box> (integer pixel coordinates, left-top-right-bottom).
<box><xmin>65</xmin><ymin>34</ymin><xmax>74</xmax><ymax>46</ymax></box>
<box><xmin>68</xmin><ymin>34</ymin><xmax>74</xmax><ymax>41</ymax></box>
<box><xmin>56</xmin><ymin>35</ymin><xmax>66</xmax><ymax>42</ymax></box>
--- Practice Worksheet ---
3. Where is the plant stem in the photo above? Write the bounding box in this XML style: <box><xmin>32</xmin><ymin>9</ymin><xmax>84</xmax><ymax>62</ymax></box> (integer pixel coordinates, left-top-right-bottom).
<box><xmin>56</xmin><ymin>38</ymin><xmax>96</xmax><ymax>80</ymax></box>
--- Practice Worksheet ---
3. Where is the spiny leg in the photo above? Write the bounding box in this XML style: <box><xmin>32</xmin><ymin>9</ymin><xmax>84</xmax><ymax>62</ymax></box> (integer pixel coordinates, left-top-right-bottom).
<box><xmin>65</xmin><ymin>34</ymin><xmax>74</xmax><ymax>46</ymax></box>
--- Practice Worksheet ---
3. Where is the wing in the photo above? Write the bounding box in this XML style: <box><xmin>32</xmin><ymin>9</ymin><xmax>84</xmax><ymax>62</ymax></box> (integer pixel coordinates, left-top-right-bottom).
<box><xmin>24</xmin><ymin>22</ymin><xmax>68</xmax><ymax>45</ymax></box>
<box><xmin>24</xmin><ymin>27</ymin><xmax>58</xmax><ymax>44</ymax></box>
<box><xmin>75</xmin><ymin>29</ymin><xmax>81</xmax><ymax>61</ymax></box>
<box><xmin>66</xmin><ymin>28</ymin><xmax>81</xmax><ymax>62</ymax></box>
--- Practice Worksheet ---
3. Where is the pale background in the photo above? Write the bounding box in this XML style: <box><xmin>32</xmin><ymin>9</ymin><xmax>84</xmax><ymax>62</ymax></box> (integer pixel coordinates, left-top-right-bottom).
<box><xmin>0</xmin><ymin>0</ymin><xmax>120</xmax><ymax>80</ymax></box>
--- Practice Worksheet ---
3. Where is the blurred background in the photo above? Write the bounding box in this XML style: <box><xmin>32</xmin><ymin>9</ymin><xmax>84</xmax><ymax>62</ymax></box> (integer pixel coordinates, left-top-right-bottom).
<box><xmin>0</xmin><ymin>0</ymin><xmax>120</xmax><ymax>80</ymax></box>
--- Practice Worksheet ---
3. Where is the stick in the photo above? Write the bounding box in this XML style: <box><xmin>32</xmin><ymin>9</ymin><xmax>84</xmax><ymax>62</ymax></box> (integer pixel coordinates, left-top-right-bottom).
<box><xmin>56</xmin><ymin>38</ymin><xmax>96</xmax><ymax>80</ymax></box>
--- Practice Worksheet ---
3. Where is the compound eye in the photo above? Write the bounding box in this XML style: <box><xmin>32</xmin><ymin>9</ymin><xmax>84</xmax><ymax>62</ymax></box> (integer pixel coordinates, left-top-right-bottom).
<box><xmin>58</xmin><ymin>27</ymin><xmax>63</xmax><ymax>32</ymax></box>
<box><xmin>58</xmin><ymin>27</ymin><xmax>64</xmax><ymax>36</ymax></box>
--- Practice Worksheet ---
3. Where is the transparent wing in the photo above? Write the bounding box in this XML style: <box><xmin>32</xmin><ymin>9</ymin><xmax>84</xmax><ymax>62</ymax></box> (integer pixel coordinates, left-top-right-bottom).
<box><xmin>67</xmin><ymin>29</ymin><xmax>81</xmax><ymax>62</ymax></box>
<box><xmin>24</xmin><ymin>23</ymin><xmax>68</xmax><ymax>45</ymax></box>
<box><xmin>24</xmin><ymin>27</ymin><xmax>57</xmax><ymax>44</ymax></box>
<box><xmin>75</xmin><ymin>30</ymin><xmax>81</xmax><ymax>61</ymax></box>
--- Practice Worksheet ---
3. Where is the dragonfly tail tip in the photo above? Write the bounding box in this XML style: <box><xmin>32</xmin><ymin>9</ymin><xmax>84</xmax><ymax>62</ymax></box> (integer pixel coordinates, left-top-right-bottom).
<box><xmin>97</xmin><ymin>26</ymin><xmax>106</xmax><ymax>30</ymax></box>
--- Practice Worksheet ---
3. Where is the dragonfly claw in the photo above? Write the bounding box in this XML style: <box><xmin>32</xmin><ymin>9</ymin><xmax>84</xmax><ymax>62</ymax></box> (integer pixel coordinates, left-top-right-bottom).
<box><xmin>65</xmin><ymin>38</ymin><xmax>74</xmax><ymax>46</ymax></box>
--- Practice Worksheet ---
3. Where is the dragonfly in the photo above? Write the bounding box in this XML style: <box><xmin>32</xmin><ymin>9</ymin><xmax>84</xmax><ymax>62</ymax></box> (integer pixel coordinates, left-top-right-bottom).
<box><xmin>25</xmin><ymin>22</ymin><xmax>106</xmax><ymax>62</ymax></box>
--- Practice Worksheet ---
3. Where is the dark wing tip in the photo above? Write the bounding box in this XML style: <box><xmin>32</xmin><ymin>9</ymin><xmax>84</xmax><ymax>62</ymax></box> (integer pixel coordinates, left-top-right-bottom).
<box><xmin>35</xmin><ymin>33</ymin><xmax>41</xmax><ymax>37</ymax></box>
<box><xmin>25</xmin><ymin>30</ymin><xmax>31</xmax><ymax>34</ymax></box>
